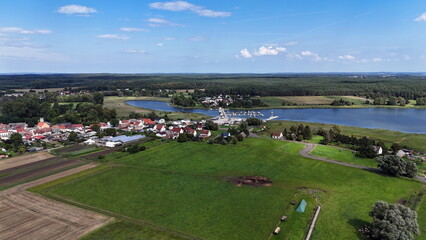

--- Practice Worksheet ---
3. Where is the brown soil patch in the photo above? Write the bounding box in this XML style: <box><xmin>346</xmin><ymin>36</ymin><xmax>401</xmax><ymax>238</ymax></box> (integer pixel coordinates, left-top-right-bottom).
<box><xmin>0</xmin><ymin>152</ymin><xmax>56</xmax><ymax>171</ymax></box>
<box><xmin>0</xmin><ymin>164</ymin><xmax>112</xmax><ymax>240</ymax></box>
<box><xmin>0</xmin><ymin>159</ymin><xmax>82</xmax><ymax>188</ymax></box>
<box><xmin>227</xmin><ymin>176</ymin><xmax>272</xmax><ymax>187</ymax></box>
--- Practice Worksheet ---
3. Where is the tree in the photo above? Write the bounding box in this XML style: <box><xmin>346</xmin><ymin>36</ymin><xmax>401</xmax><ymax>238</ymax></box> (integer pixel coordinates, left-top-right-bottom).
<box><xmin>91</xmin><ymin>124</ymin><xmax>101</xmax><ymax>132</ymax></box>
<box><xmin>68</xmin><ymin>132</ymin><xmax>78</xmax><ymax>142</ymax></box>
<box><xmin>405</xmin><ymin>161</ymin><xmax>418</xmax><ymax>178</ymax></box>
<box><xmin>104</xmin><ymin>128</ymin><xmax>117</xmax><ymax>137</ymax></box>
<box><xmin>177</xmin><ymin>134</ymin><xmax>188</xmax><ymax>142</ymax></box>
<box><xmin>331</xmin><ymin>125</ymin><xmax>341</xmax><ymax>134</ymax></box>
<box><xmin>369</xmin><ymin>201</ymin><xmax>419</xmax><ymax>240</ymax></box>
<box><xmin>228</xmin><ymin>127</ymin><xmax>239</xmax><ymax>136</ymax></box>
<box><xmin>205</xmin><ymin>120</ymin><xmax>218</xmax><ymax>131</ymax></box>
<box><xmin>246</xmin><ymin>118</ymin><xmax>263</xmax><ymax>126</ymax></box>
<box><xmin>236</xmin><ymin>134</ymin><xmax>244</xmax><ymax>141</ymax></box>
<box><xmin>391</xmin><ymin>143</ymin><xmax>401</xmax><ymax>152</ymax></box>
<box><xmin>303</xmin><ymin>125</ymin><xmax>312</xmax><ymax>140</ymax></box>
<box><xmin>283</xmin><ymin>128</ymin><xmax>288</xmax><ymax>138</ymax></box>
<box><xmin>357</xmin><ymin>145</ymin><xmax>378</xmax><ymax>158</ymax></box>
<box><xmin>10</xmin><ymin>133</ymin><xmax>23</xmax><ymax>148</ymax></box>
<box><xmin>92</xmin><ymin>92</ymin><xmax>104</xmax><ymax>105</ymax></box>
<box><xmin>110</xmin><ymin>119</ymin><xmax>119</xmax><ymax>127</ymax></box>
<box><xmin>376</xmin><ymin>155</ymin><xmax>406</xmax><ymax>177</ymax></box>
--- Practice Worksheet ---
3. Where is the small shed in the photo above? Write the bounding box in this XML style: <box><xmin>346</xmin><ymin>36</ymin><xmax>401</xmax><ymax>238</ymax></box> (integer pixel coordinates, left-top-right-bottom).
<box><xmin>296</xmin><ymin>199</ymin><xmax>307</xmax><ymax>213</ymax></box>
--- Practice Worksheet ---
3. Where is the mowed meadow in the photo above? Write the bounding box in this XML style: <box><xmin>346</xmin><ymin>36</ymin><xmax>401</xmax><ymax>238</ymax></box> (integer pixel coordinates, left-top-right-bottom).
<box><xmin>37</xmin><ymin>139</ymin><xmax>424</xmax><ymax>240</ymax></box>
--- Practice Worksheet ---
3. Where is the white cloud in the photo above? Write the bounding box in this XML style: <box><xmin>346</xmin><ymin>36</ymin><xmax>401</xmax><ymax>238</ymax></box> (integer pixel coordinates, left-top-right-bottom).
<box><xmin>372</xmin><ymin>58</ymin><xmax>382</xmax><ymax>62</ymax></box>
<box><xmin>57</xmin><ymin>5</ymin><xmax>97</xmax><ymax>16</ymax></box>
<box><xmin>301</xmin><ymin>51</ymin><xmax>322</xmax><ymax>61</ymax></box>
<box><xmin>120</xmin><ymin>27</ymin><xmax>148</xmax><ymax>32</ymax></box>
<box><xmin>240</xmin><ymin>48</ymin><xmax>252</xmax><ymax>58</ymax></box>
<box><xmin>124</xmin><ymin>49</ymin><xmax>147</xmax><ymax>54</ymax></box>
<box><xmin>414</xmin><ymin>12</ymin><xmax>426</xmax><ymax>22</ymax></box>
<box><xmin>239</xmin><ymin>45</ymin><xmax>286</xmax><ymax>59</ymax></box>
<box><xmin>254</xmin><ymin>45</ymin><xmax>286</xmax><ymax>56</ymax></box>
<box><xmin>0</xmin><ymin>27</ymin><xmax>52</xmax><ymax>34</ymax></box>
<box><xmin>157</xmin><ymin>43</ymin><xmax>164</xmax><ymax>47</ymax></box>
<box><xmin>163</xmin><ymin>37</ymin><xmax>176</xmax><ymax>41</ymax></box>
<box><xmin>189</xmin><ymin>36</ymin><xmax>206</xmax><ymax>42</ymax></box>
<box><xmin>97</xmin><ymin>34</ymin><xmax>129</xmax><ymax>40</ymax></box>
<box><xmin>149</xmin><ymin>1</ymin><xmax>231</xmax><ymax>17</ymax></box>
<box><xmin>338</xmin><ymin>54</ymin><xmax>356</xmax><ymax>60</ymax></box>
<box><xmin>147</xmin><ymin>18</ymin><xmax>183</xmax><ymax>27</ymax></box>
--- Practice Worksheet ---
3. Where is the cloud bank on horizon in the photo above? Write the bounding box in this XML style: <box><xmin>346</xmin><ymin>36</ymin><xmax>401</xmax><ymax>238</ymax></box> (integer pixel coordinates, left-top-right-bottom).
<box><xmin>0</xmin><ymin>0</ymin><xmax>426</xmax><ymax>73</ymax></box>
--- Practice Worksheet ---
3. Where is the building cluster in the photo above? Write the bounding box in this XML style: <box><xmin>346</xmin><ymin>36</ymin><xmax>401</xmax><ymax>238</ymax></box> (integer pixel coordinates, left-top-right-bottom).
<box><xmin>200</xmin><ymin>94</ymin><xmax>240</xmax><ymax>107</ymax></box>
<box><xmin>0</xmin><ymin>117</ymin><xmax>213</xmax><ymax>148</ymax></box>
<box><xmin>0</xmin><ymin>118</ymin><xmax>86</xmax><ymax>143</ymax></box>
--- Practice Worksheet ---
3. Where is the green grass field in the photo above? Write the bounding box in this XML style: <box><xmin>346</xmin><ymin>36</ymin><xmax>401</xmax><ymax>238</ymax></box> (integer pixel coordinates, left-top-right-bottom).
<box><xmin>263</xmin><ymin>120</ymin><xmax>426</xmax><ymax>153</ymax></box>
<box><xmin>81</xmin><ymin>220</ymin><xmax>187</xmax><ymax>240</ymax></box>
<box><xmin>34</xmin><ymin>138</ymin><xmax>425</xmax><ymax>240</ymax></box>
<box><xmin>309</xmin><ymin>145</ymin><xmax>378</xmax><ymax>168</ymax></box>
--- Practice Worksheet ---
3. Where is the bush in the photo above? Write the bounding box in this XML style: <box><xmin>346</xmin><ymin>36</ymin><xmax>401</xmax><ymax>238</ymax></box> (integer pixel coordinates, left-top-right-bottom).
<box><xmin>376</xmin><ymin>155</ymin><xmax>417</xmax><ymax>178</ymax></box>
<box><xmin>231</xmin><ymin>137</ymin><xmax>238</xmax><ymax>145</ymax></box>
<box><xmin>177</xmin><ymin>134</ymin><xmax>188</xmax><ymax>142</ymax></box>
<box><xmin>236</xmin><ymin>134</ymin><xmax>244</xmax><ymax>141</ymax></box>
<box><xmin>376</xmin><ymin>155</ymin><xmax>406</xmax><ymax>177</ymax></box>
<box><xmin>221</xmin><ymin>139</ymin><xmax>228</xmax><ymax>145</ymax></box>
<box><xmin>405</xmin><ymin>161</ymin><xmax>418</xmax><ymax>178</ymax></box>
<box><xmin>369</xmin><ymin>201</ymin><xmax>419</xmax><ymax>240</ymax></box>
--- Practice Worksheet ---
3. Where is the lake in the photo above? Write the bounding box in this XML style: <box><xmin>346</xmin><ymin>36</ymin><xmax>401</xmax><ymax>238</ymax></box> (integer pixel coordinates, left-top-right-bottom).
<box><xmin>127</xmin><ymin>100</ymin><xmax>426</xmax><ymax>134</ymax></box>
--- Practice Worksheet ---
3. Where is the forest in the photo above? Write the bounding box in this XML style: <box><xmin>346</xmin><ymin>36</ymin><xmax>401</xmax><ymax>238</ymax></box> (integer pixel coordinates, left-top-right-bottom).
<box><xmin>1</xmin><ymin>73</ymin><xmax>426</xmax><ymax>99</ymax></box>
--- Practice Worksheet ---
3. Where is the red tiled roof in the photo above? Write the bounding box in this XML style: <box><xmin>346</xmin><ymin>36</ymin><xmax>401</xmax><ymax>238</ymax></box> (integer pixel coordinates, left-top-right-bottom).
<box><xmin>171</xmin><ymin>128</ymin><xmax>182</xmax><ymax>133</ymax></box>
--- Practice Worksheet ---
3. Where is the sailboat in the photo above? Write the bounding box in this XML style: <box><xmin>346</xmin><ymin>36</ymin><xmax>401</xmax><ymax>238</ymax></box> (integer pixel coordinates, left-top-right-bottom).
<box><xmin>265</xmin><ymin>110</ymin><xmax>278</xmax><ymax>121</ymax></box>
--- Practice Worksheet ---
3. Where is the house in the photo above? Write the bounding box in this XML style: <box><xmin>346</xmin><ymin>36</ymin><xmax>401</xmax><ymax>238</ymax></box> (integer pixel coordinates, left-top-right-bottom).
<box><xmin>0</xmin><ymin>129</ymin><xmax>10</xmax><ymax>139</ymax></box>
<box><xmin>37</xmin><ymin>118</ymin><xmax>50</xmax><ymax>129</ymax></box>
<box><xmin>198</xmin><ymin>130</ymin><xmax>211</xmax><ymax>138</ymax></box>
<box><xmin>171</xmin><ymin>127</ymin><xmax>183</xmax><ymax>134</ymax></box>
<box><xmin>84</xmin><ymin>139</ymin><xmax>96</xmax><ymax>145</ymax></box>
<box><xmin>396</xmin><ymin>150</ymin><xmax>406</xmax><ymax>158</ymax></box>
<box><xmin>154</xmin><ymin>124</ymin><xmax>166</xmax><ymax>132</ymax></box>
<box><xmin>373</xmin><ymin>146</ymin><xmax>383</xmax><ymax>155</ymax></box>
<box><xmin>271</xmin><ymin>132</ymin><xmax>283</xmax><ymax>139</ymax></box>
<box><xmin>142</xmin><ymin>118</ymin><xmax>156</xmax><ymax>125</ymax></box>
<box><xmin>183</xmin><ymin>127</ymin><xmax>197</xmax><ymax>137</ymax></box>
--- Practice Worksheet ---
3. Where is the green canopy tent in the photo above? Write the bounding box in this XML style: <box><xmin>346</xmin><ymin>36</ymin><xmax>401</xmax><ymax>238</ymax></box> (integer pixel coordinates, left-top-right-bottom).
<box><xmin>296</xmin><ymin>199</ymin><xmax>307</xmax><ymax>213</ymax></box>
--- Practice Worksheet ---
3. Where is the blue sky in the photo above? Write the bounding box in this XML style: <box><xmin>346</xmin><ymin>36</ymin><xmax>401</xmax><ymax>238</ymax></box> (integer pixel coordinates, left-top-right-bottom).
<box><xmin>1</xmin><ymin>0</ymin><xmax>426</xmax><ymax>73</ymax></box>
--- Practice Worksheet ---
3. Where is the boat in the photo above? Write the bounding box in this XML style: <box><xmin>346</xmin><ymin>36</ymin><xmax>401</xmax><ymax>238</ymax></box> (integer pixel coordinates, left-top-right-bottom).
<box><xmin>265</xmin><ymin>110</ymin><xmax>278</xmax><ymax>121</ymax></box>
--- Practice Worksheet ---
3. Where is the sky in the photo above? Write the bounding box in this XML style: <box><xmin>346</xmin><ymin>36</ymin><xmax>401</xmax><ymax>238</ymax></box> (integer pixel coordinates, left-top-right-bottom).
<box><xmin>1</xmin><ymin>0</ymin><xmax>426</xmax><ymax>73</ymax></box>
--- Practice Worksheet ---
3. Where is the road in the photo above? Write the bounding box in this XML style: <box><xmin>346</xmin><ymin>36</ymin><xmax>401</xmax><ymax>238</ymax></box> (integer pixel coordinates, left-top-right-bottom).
<box><xmin>0</xmin><ymin>164</ymin><xmax>113</xmax><ymax>240</ymax></box>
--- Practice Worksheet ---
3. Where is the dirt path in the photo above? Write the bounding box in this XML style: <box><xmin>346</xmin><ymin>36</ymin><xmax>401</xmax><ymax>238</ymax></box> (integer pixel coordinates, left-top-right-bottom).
<box><xmin>0</xmin><ymin>152</ymin><xmax>56</xmax><ymax>171</ymax></box>
<box><xmin>0</xmin><ymin>164</ymin><xmax>113</xmax><ymax>240</ymax></box>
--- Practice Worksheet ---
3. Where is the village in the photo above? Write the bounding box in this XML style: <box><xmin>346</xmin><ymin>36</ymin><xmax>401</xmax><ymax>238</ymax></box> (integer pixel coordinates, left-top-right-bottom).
<box><xmin>0</xmin><ymin>116</ymin><xmax>219</xmax><ymax>157</ymax></box>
